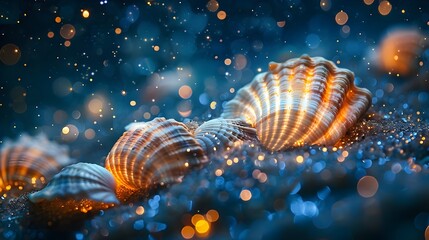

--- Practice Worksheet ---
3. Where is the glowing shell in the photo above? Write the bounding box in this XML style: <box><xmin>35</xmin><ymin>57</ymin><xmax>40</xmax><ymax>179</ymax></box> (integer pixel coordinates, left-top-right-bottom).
<box><xmin>378</xmin><ymin>29</ymin><xmax>426</xmax><ymax>76</ymax></box>
<box><xmin>194</xmin><ymin>118</ymin><xmax>257</xmax><ymax>155</ymax></box>
<box><xmin>29</xmin><ymin>162</ymin><xmax>119</xmax><ymax>204</ymax></box>
<box><xmin>221</xmin><ymin>55</ymin><xmax>372</xmax><ymax>151</ymax></box>
<box><xmin>0</xmin><ymin>134</ymin><xmax>72</xmax><ymax>192</ymax></box>
<box><xmin>105</xmin><ymin>118</ymin><xmax>208</xmax><ymax>191</ymax></box>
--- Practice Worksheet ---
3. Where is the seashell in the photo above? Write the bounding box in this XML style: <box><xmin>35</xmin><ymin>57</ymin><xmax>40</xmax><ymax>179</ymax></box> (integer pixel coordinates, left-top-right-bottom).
<box><xmin>0</xmin><ymin>134</ymin><xmax>73</xmax><ymax>193</ymax></box>
<box><xmin>377</xmin><ymin>28</ymin><xmax>426</xmax><ymax>76</ymax></box>
<box><xmin>221</xmin><ymin>55</ymin><xmax>372</xmax><ymax>151</ymax></box>
<box><xmin>105</xmin><ymin>117</ymin><xmax>208</xmax><ymax>192</ymax></box>
<box><xmin>194</xmin><ymin>118</ymin><xmax>257</xmax><ymax>155</ymax></box>
<box><xmin>29</xmin><ymin>162</ymin><xmax>119</xmax><ymax>204</ymax></box>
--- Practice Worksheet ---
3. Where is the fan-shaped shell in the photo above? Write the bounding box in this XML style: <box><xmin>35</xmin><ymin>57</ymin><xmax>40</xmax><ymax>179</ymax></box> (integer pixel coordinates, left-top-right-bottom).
<box><xmin>0</xmin><ymin>134</ymin><xmax>72</xmax><ymax>192</ymax></box>
<box><xmin>221</xmin><ymin>55</ymin><xmax>372</xmax><ymax>151</ymax></box>
<box><xmin>105</xmin><ymin>118</ymin><xmax>208</xmax><ymax>191</ymax></box>
<box><xmin>195</xmin><ymin>118</ymin><xmax>257</xmax><ymax>155</ymax></box>
<box><xmin>29</xmin><ymin>162</ymin><xmax>119</xmax><ymax>204</ymax></box>
<box><xmin>378</xmin><ymin>29</ymin><xmax>426</xmax><ymax>76</ymax></box>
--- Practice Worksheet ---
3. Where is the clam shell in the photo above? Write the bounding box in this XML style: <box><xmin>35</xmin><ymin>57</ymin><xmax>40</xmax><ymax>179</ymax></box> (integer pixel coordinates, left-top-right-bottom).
<box><xmin>0</xmin><ymin>134</ymin><xmax>72</xmax><ymax>192</ymax></box>
<box><xmin>29</xmin><ymin>162</ymin><xmax>119</xmax><ymax>204</ymax></box>
<box><xmin>195</xmin><ymin>118</ymin><xmax>257</xmax><ymax>155</ymax></box>
<box><xmin>378</xmin><ymin>29</ymin><xmax>426</xmax><ymax>76</ymax></box>
<box><xmin>105</xmin><ymin>117</ymin><xmax>208</xmax><ymax>191</ymax></box>
<box><xmin>221</xmin><ymin>55</ymin><xmax>372</xmax><ymax>151</ymax></box>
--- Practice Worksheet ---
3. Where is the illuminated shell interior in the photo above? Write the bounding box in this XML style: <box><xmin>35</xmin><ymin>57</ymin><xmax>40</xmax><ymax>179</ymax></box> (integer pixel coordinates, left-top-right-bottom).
<box><xmin>221</xmin><ymin>55</ymin><xmax>372</xmax><ymax>151</ymax></box>
<box><xmin>195</xmin><ymin>118</ymin><xmax>257</xmax><ymax>155</ymax></box>
<box><xmin>378</xmin><ymin>29</ymin><xmax>426</xmax><ymax>76</ymax></box>
<box><xmin>0</xmin><ymin>134</ymin><xmax>72</xmax><ymax>192</ymax></box>
<box><xmin>105</xmin><ymin>118</ymin><xmax>208</xmax><ymax>191</ymax></box>
<box><xmin>29</xmin><ymin>162</ymin><xmax>119</xmax><ymax>204</ymax></box>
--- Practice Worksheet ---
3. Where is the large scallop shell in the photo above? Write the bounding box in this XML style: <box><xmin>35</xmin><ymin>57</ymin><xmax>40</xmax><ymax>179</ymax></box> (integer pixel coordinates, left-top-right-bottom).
<box><xmin>194</xmin><ymin>118</ymin><xmax>257</xmax><ymax>155</ymax></box>
<box><xmin>0</xmin><ymin>134</ymin><xmax>72</xmax><ymax>193</ymax></box>
<box><xmin>105</xmin><ymin>117</ymin><xmax>208</xmax><ymax>192</ymax></box>
<box><xmin>29</xmin><ymin>162</ymin><xmax>119</xmax><ymax>204</ymax></box>
<box><xmin>221</xmin><ymin>55</ymin><xmax>372</xmax><ymax>151</ymax></box>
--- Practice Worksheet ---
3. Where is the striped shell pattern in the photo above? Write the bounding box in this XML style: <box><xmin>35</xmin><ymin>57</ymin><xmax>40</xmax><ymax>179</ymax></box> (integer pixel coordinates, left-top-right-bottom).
<box><xmin>0</xmin><ymin>134</ymin><xmax>73</xmax><ymax>192</ymax></box>
<box><xmin>29</xmin><ymin>162</ymin><xmax>119</xmax><ymax>204</ymax></box>
<box><xmin>221</xmin><ymin>55</ymin><xmax>372</xmax><ymax>151</ymax></box>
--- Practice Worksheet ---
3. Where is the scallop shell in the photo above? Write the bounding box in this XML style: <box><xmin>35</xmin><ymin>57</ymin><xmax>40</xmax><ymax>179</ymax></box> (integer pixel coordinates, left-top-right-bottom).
<box><xmin>378</xmin><ymin>28</ymin><xmax>426</xmax><ymax>76</ymax></box>
<box><xmin>0</xmin><ymin>134</ymin><xmax>72</xmax><ymax>192</ymax></box>
<box><xmin>194</xmin><ymin>118</ymin><xmax>257</xmax><ymax>155</ymax></box>
<box><xmin>105</xmin><ymin>117</ymin><xmax>208</xmax><ymax>191</ymax></box>
<box><xmin>29</xmin><ymin>162</ymin><xmax>119</xmax><ymax>204</ymax></box>
<box><xmin>221</xmin><ymin>55</ymin><xmax>372</xmax><ymax>151</ymax></box>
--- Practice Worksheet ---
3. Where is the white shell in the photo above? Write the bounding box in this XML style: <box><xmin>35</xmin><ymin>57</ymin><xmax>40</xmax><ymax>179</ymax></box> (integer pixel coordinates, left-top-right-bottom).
<box><xmin>221</xmin><ymin>55</ymin><xmax>372</xmax><ymax>151</ymax></box>
<box><xmin>105</xmin><ymin>118</ymin><xmax>208</xmax><ymax>191</ymax></box>
<box><xmin>195</xmin><ymin>118</ymin><xmax>257</xmax><ymax>155</ymax></box>
<box><xmin>29</xmin><ymin>162</ymin><xmax>119</xmax><ymax>204</ymax></box>
<box><xmin>0</xmin><ymin>134</ymin><xmax>72</xmax><ymax>192</ymax></box>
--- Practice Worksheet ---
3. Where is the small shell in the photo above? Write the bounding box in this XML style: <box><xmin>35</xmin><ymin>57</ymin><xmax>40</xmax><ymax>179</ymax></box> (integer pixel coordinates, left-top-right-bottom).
<box><xmin>194</xmin><ymin>118</ymin><xmax>257</xmax><ymax>155</ymax></box>
<box><xmin>378</xmin><ymin>29</ymin><xmax>426</xmax><ymax>76</ymax></box>
<box><xmin>105</xmin><ymin>118</ymin><xmax>208</xmax><ymax>191</ymax></box>
<box><xmin>29</xmin><ymin>162</ymin><xmax>119</xmax><ymax>204</ymax></box>
<box><xmin>0</xmin><ymin>134</ymin><xmax>72</xmax><ymax>192</ymax></box>
<box><xmin>221</xmin><ymin>55</ymin><xmax>372</xmax><ymax>151</ymax></box>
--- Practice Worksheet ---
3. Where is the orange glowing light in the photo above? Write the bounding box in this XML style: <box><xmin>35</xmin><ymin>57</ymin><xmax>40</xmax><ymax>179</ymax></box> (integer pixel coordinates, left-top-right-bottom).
<box><xmin>378</xmin><ymin>1</ymin><xmax>392</xmax><ymax>16</ymax></box>
<box><xmin>277</xmin><ymin>21</ymin><xmax>286</xmax><ymax>27</ymax></box>
<box><xmin>217</xmin><ymin>10</ymin><xmax>226</xmax><ymax>20</ymax></box>
<box><xmin>240</xmin><ymin>189</ymin><xmax>252</xmax><ymax>201</ymax></box>
<box><xmin>64</xmin><ymin>40</ymin><xmax>71</xmax><ymax>47</ymax></box>
<box><xmin>181</xmin><ymin>226</ymin><xmax>195</xmax><ymax>239</ymax></box>
<box><xmin>357</xmin><ymin>176</ymin><xmax>379</xmax><ymax>198</ymax></box>
<box><xmin>55</xmin><ymin>17</ymin><xmax>62</xmax><ymax>23</ymax></box>
<box><xmin>191</xmin><ymin>214</ymin><xmax>205</xmax><ymax>226</ymax></box>
<box><xmin>195</xmin><ymin>219</ymin><xmax>210</xmax><ymax>234</ymax></box>
<box><xmin>115</xmin><ymin>28</ymin><xmax>122</xmax><ymax>34</ymax></box>
<box><xmin>224</xmin><ymin>58</ymin><xmax>232</xmax><ymax>65</ymax></box>
<box><xmin>364</xmin><ymin>0</ymin><xmax>374</xmax><ymax>5</ymax></box>
<box><xmin>178</xmin><ymin>85</ymin><xmax>193</xmax><ymax>99</ymax></box>
<box><xmin>205</xmin><ymin>210</ymin><xmax>219</xmax><ymax>222</ymax></box>
<box><xmin>136</xmin><ymin>206</ymin><xmax>145</xmax><ymax>215</ymax></box>
<box><xmin>335</xmin><ymin>11</ymin><xmax>348</xmax><ymax>25</ymax></box>
<box><xmin>47</xmin><ymin>31</ymin><xmax>55</xmax><ymax>38</ymax></box>
<box><xmin>153</xmin><ymin>45</ymin><xmax>160</xmax><ymax>51</ymax></box>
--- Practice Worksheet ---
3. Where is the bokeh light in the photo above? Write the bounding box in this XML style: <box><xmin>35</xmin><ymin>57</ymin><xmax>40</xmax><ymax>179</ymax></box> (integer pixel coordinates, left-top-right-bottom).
<box><xmin>60</xmin><ymin>24</ymin><xmax>76</xmax><ymax>39</ymax></box>
<box><xmin>240</xmin><ymin>189</ymin><xmax>252</xmax><ymax>201</ymax></box>
<box><xmin>206</xmin><ymin>0</ymin><xmax>219</xmax><ymax>12</ymax></box>
<box><xmin>0</xmin><ymin>43</ymin><xmax>21</xmax><ymax>65</ymax></box>
<box><xmin>357</xmin><ymin>176</ymin><xmax>379</xmax><ymax>198</ymax></box>
<box><xmin>335</xmin><ymin>11</ymin><xmax>348</xmax><ymax>25</ymax></box>
<box><xmin>378</xmin><ymin>1</ymin><xmax>392</xmax><ymax>16</ymax></box>
<box><xmin>217</xmin><ymin>11</ymin><xmax>226</xmax><ymax>20</ymax></box>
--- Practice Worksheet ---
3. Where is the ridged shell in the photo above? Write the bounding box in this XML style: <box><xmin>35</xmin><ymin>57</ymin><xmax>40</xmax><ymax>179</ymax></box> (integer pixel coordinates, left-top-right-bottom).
<box><xmin>0</xmin><ymin>134</ymin><xmax>72</xmax><ymax>192</ymax></box>
<box><xmin>378</xmin><ymin>29</ymin><xmax>426</xmax><ymax>76</ymax></box>
<box><xmin>29</xmin><ymin>162</ymin><xmax>119</xmax><ymax>204</ymax></box>
<box><xmin>195</xmin><ymin>118</ymin><xmax>257</xmax><ymax>155</ymax></box>
<box><xmin>221</xmin><ymin>55</ymin><xmax>372</xmax><ymax>151</ymax></box>
<box><xmin>105</xmin><ymin>117</ymin><xmax>208</xmax><ymax>191</ymax></box>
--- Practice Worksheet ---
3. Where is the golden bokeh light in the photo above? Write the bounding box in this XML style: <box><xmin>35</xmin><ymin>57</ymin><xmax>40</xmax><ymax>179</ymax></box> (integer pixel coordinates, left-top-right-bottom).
<box><xmin>61</xmin><ymin>124</ymin><xmax>79</xmax><ymax>142</ymax></box>
<box><xmin>224</xmin><ymin>58</ymin><xmax>232</xmax><ymax>65</ymax></box>
<box><xmin>82</xmin><ymin>10</ymin><xmax>90</xmax><ymax>18</ymax></box>
<box><xmin>64</xmin><ymin>40</ymin><xmax>71</xmax><ymax>47</ymax></box>
<box><xmin>130</xmin><ymin>100</ymin><xmax>137</xmax><ymax>106</ymax></box>
<box><xmin>115</xmin><ymin>27</ymin><xmax>122</xmax><ymax>34</ymax></box>
<box><xmin>364</xmin><ymin>0</ymin><xmax>374</xmax><ymax>5</ymax></box>
<box><xmin>62</xmin><ymin>126</ymin><xmax>70</xmax><ymax>135</ymax></box>
<box><xmin>240</xmin><ymin>189</ymin><xmax>252</xmax><ymax>201</ymax></box>
<box><xmin>153</xmin><ymin>45</ymin><xmax>160</xmax><ymax>51</ymax></box>
<box><xmin>55</xmin><ymin>16</ymin><xmax>62</xmax><ymax>23</ymax></box>
<box><xmin>296</xmin><ymin>155</ymin><xmax>304</xmax><ymax>164</ymax></box>
<box><xmin>191</xmin><ymin>214</ymin><xmax>205</xmax><ymax>226</ymax></box>
<box><xmin>195</xmin><ymin>219</ymin><xmax>210</xmax><ymax>234</ymax></box>
<box><xmin>178</xmin><ymin>85</ymin><xmax>193</xmax><ymax>99</ymax></box>
<box><xmin>181</xmin><ymin>226</ymin><xmax>195</xmax><ymax>239</ymax></box>
<box><xmin>320</xmin><ymin>0</ymin><xmax>331</xmax><ymax>11</ymax></box>
<box><xmin>335</xmin><ymin>11</ymin><xmax>348</xmax><ymax>25</ymax></box>
<box><xmin>60</xmin><ymin>24</ymin><xmax>76</xmax><ymax>39</ymax></box>
<box><xmin>357</xmin><ymin>176</ymin><xmax>379</xmax><ymax>198</ymax></box>
<box><xmin>0</xmin><ymin>43</ymin><xmax>21</xmax><ymax>65</ymax></box>
<box><xmin>87</xmin><ymin>96</ymin><xmax>105</xmax><ymax>114</ymax></box>
<box><xmin>378</xmin><ymin>1</ymin><xmax>392</xmax><ymax>16</ymax></box>
<box><xmin>217</xmin><ymin>10</ymin><xmax>227</xmax><ymax>20</ymax></box>
<box><xmin>207</xmin><ymin>0</ymin><xmax>219</xmax><ymax>12</ymax></box>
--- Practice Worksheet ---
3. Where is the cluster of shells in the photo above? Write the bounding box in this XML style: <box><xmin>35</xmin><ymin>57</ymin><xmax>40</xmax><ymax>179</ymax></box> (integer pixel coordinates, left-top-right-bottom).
<box><xmin>1</xmin><ymin>55</ymin><xmax>371</xmax><ymax>212</ymax></box>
